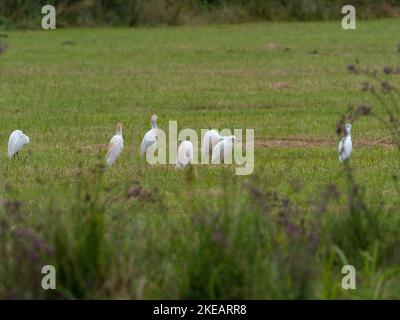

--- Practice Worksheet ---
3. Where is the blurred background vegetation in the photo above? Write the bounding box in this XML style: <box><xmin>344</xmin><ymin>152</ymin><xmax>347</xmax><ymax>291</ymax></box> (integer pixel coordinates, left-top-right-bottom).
<box><xmin>0</xmin><ymin>0</ymin><xmax>399</xmax><ymax>29</ymax></box>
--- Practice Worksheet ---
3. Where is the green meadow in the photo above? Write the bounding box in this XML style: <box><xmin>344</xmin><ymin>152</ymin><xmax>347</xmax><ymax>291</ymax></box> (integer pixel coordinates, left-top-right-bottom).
<box><xmin>0</xmin><ymin>19</ymin><xmax>399</xmax><ymax>299</ymax></box>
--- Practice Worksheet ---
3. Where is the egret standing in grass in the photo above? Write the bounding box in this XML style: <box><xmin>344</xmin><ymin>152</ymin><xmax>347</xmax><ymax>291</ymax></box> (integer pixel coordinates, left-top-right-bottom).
<box><xmin>140</xmin><ymin>114</ymin><xmax>158</xmax><ymax>157</ymax></box>
<box><xmin>8</xmin><ymin>130</ymin><xmax>30</xmax><ymax>158</ymax></box>
<box><xmin>176</xmin><ymin>140</ymin><xmax>194</xmax><ymax>170</ymax></box>
<box><xmin>338</xmin><ymin>123</ymin><xmax>352</xmax><ymax>162</ymax></box>
<box><xmin>202</xmin><ymin>129</ymin><xmax>223</xmax><ymax>161</ymax></box>
<box><xmin>106</xmin><ymin>122</ymin><xmax>124</xmax><ymax>166</ymax></box>
<box><xmin>211</xmin><ymin>135</ymin><xmax>237</xmax><ymax>164</ymax></box>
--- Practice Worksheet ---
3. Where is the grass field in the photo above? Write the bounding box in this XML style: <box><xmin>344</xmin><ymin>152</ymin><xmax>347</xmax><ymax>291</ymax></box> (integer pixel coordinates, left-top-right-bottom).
<box><xmin>0</xmin><ymin>19</ymin><xmax>400</xmax><ymax>299</ymax></box>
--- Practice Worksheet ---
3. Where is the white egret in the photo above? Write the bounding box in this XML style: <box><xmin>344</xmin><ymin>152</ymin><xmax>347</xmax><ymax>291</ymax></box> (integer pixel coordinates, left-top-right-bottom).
<box><xmin>211</xmin><ymin>135</ymin><xmax>237</xmax><ymax>164</ymax></box>
<box><xmin>338</xmin><ymin>123</ymin><xmax>352</xmax><ymax>162</ymax></box>
<box><xmin>176</xmin><ymin>140</ymin><xmax>194</xmax><ymax>170</ymax></box>
<box><xmin>140</xmin><ymin>114</ymin><xmax>158</xmax><ymax>157</ymax></box>
<box><xmin>202</xmin><ymin>129</ymin><xmax>223</xmax><ymax>161</ymax></box>
<box><xmin>106</xmin><ymin>122</ymin><xmax>124</xmax><ymax>166</ymax></box>
<box><xmin>8</xmin><ymin>130</ymin><xmax>30</xmax><ymax>158</ymax></box>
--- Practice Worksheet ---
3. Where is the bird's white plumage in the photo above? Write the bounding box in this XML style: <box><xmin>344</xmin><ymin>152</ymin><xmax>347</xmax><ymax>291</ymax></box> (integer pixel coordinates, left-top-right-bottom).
<box><xmin>202</xmin><ymin>129</ymin><xmax>223</xmax><ymax>161</ymax></box>
<box><xmin>8</xmin><ymin>130</ymin><xmax>30</xmax><ymax>158</ymax></box>
<box><xmin>140</xmin><ymin>130</ymin><xmax>157</xmax><ymax>156</ymax></box>
<box><xmin>106</xmin><ymin>123</ymin><xmax>124</xmax><ymax>166</ymax></box>
<box><xmin>211</xmin><ymin>135</ymin><xmax>236</xmax><ymax>164</ymax></box>
<box><xmin>338</xmin><ymin>123</ymin><xmax>352</xmax><ymax>162</ymax></box>
<box><xmin>176</xmin><ymin>140</ymin><xmax>194</xmax><ymax>169</ymax></box>
<box><xmin>140</xmin><ymin>115</ymin><xmax>158</xmax><ymax>157</ymax></box>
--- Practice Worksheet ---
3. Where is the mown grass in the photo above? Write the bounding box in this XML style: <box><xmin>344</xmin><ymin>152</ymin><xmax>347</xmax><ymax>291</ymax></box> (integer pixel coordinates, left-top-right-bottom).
<box><xmin>0</xmin><ymin>19</ymin><xmax>399</xmax><ymax>299</ymax></box>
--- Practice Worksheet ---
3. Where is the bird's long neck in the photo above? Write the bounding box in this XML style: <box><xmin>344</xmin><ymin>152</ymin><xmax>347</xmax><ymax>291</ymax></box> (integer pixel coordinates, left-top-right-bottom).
<box><xmin>116</xmin><ymin>124</ymin><xmax>123</xmax><ymax>135</ymax></box>
<box><xmin>151</xmin><ymin>122</ymin><xmax>157</xmax><ymax>129</ymax></box>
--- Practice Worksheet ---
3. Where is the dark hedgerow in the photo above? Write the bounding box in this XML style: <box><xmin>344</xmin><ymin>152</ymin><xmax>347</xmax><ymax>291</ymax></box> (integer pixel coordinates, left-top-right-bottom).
<box><xmin>0</xmin><ymin>0</ymin><xmax>400</xmax><ymax>29</ymax></box>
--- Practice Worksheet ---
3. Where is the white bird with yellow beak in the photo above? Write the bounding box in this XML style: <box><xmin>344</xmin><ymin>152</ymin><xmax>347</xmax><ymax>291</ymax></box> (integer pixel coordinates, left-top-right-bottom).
<box><xmin>106</xmin><ymin>122</ymin><xmax>124</xmax><ymax>166</ymax></box>
<box><xmin>176</xmin><ymin>140</ymin><xmax>194</xmax><ymax>170</ymax></box>
<box><xmin>211</xmin><ymin>135</ymin><xmax>237</xmax><ymax>164</ymax></box>
<box><xmin>140</xmin><ymin>114</ymin><xmax>158</xmax><ymax>157</ymax></box>
<box><xmin>202</xmin><ymin>129</ymin><xmax>223</xmax><ymax>162</ymax></box>
<box><xmin>8</xmin><ymin>130</ymin><xmax>30</xmax><ymax>158</ymax></box>
<box><xmin>338</xmin><ymin>123</ymin><xmax>352</xmax><ymax>162</ymax></box>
